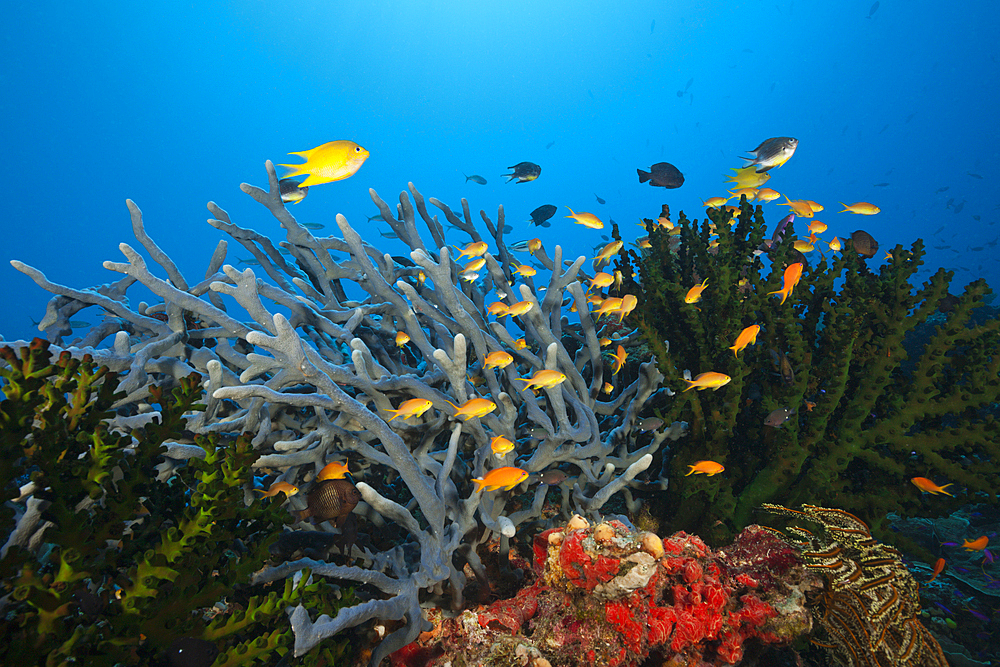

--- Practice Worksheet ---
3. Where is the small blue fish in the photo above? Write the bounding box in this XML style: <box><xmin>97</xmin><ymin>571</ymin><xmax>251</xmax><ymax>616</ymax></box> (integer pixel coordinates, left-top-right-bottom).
<box><xmin>965</xmin><ymin>608</ymin><xmax>990</xmax><ymax>623</ymax></box>
<box><xmin>933</xmin><ymin>602</ymin><xmax>954</xmax><ymax>616</ymax></box>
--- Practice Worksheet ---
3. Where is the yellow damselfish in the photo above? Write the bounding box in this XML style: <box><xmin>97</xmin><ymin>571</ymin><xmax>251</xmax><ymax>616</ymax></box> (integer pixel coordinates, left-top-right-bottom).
<box><xmin>279</xmin><ymin>140</ymin><xmax>369</xmax><ymax>187</ymax></box>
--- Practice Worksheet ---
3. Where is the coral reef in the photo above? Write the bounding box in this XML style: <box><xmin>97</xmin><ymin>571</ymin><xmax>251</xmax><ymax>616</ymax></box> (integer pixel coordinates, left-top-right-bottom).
<box><xmin>762</xmin><ymin>503</ymin><xmax>949</xmax><ymax>667</ymax></box>
<box><xmin>392</xmin><ymin>515</ymin><xmax>817</xmax><ymax>667</ymax></box>
<box><xmin>5</xmin><ymin>164</ymin><xmax>682</xmax><ymax>664</ymax></box>
<box><xmin>0</xmin><ymin>340</ymin><xmax>354</xmax><ymax>665</ymax></box>
<box><xmin>621</xmin><ymin>199</ymin><xmax>1000</xmax><ymax>544</ymax></box>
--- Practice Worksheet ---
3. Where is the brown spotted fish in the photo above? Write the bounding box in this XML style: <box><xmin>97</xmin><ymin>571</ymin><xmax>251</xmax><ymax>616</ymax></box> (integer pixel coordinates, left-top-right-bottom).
<box><xmin>850</xmin><ymin>230</ymin><xmax>879</xmax><ymax>258</ymax></box>
<box><xmin>298</xmin><ymin>479</ymin><xmax>361</xmax><ymax>527</ymax></box>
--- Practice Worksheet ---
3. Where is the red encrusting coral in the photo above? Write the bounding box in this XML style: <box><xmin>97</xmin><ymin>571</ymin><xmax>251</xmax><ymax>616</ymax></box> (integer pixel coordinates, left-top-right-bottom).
<box><xmin>395</xmin><ymin>519</ymin><xmax>812</xmax><ymax>667</ymax></box>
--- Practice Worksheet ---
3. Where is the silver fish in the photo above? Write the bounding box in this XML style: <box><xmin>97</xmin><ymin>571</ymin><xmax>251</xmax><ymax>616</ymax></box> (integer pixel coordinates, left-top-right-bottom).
<box><xmin>764</xmin><ymin>407</ymin><xmax>796</xmax><ymax>428</ymax></box>
<box><xmin>637</xmin><ymin>417</ymin><xmax>664</xmax><ymax>432</ymax></box>
<box><xmin>278</xmin><ymin>178</ymin><xmax>309</xmax><ymax>204</ymax></box>
<box><xmin>742</xmin><ymin>137</ymin><xmax>798</xmax><ymax>173</ymax></box>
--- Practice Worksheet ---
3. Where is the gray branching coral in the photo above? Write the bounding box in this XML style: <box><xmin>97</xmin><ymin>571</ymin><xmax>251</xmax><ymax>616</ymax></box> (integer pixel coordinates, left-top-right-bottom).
<box><xmin>7</xmin><ymin>162</ymin><xmax>683</xmax><ymax>663</ymax></box>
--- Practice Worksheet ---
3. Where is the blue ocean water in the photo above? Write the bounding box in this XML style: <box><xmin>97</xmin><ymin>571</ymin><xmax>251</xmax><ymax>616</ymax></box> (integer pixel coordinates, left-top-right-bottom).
<box><xmin>1</xmin><ymin>0</ymin><xmax>997</xmax><ymax>341</ymax></box>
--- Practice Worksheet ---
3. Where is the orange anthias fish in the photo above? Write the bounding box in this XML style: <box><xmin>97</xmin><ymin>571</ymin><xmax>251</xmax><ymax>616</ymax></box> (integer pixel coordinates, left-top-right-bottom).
<box><xmin>472</xmin><ymin>466</ymin><xmax>529</xmax><ymax>492</ymax></box>
<box><xmin>610</xmin><ymin>345</ymin><xmax>628</xmax><ymax>375</ymax></box>
<box><xmin>755</xmin><ymin>188</ymin><xmax>781</xmax><ymax>203</ymax></box>
<box><xmin>781</xmin><ymin>197</ymin><xmax>815</xmax><ymax>218</ymax></box>
<box><xmin>447</xmin><ymin>397</ymin><xmax>497</xmax><ymax>420</ymax></box>
<box><xmin>255</xmin><ymin>481</ymin><xmax>299</xmax><ymax>499</ymax></box>
<box><xmin>808</xmin><ymin>221</ymin><xmax>828</xmax><ymax>234</ymax></box>
<box><xmin>682</xmin><ymin>372</ymin><xmax>732</xmax><ymax>392</ymax></box>
<box><xmin>490</xmin><ymin>435</ymin><xmax>515</xmax><ymax>456</ymax></box>
<box><xmin>684</xmin><ymin>278</ymin><xmax>709</xmax><ymax>304</ymax></box>
<box><xmin>517</xmin><ymin>369</ymin><xmax>567</xmax><ymax>390</ymax></box>
<box><xmin>594</xmin><ymin>239</ymin><xmax>624</xmax><ymax>264</ymax></box>
<box><xmin>594</xmin><ymin>297</ymin><xmax>624</xmax><ymax>319</ymax></box>
<box><xmin>395</xmin><ymin>331</ymin><xmax>410</xmax><ymax>348</ymax></box>
<box><xmin>685</xmin><ymin>460</ymin><xmax>725</xmax><ymax>477</ymax></box>
<box><xmin>602</xmin><ymin>382</ymin><xmax>614</xmax><ymax>394</ymax></box>
<box><xmin>614</xmin><ymin>295</ymin><xmax>638</xmax><ymax>323</ymax></box>
<box><xmin>729</xmin><ymin>324</ymin><xmax>761</xmax><ymax>358</ymax></box>
<box><xmin>590</xmin><ymin>272</ymin><xmax>615</xmax><ymax>290</ymax></box>
<box><xmin>528</xmin><ymin>238</ymin><xmax>542</xmax><ymax>253</ymax></box>
<box><xmin>483</xmin><ymin>350</ymin><xmax>514</xmax><ymax>370</ymax></box>
<box><xmin>506</xmin><ymin>300</ymin><xmax>534</xmax><ymax>318</ymax></box>
<box><xmin>962</xmin><ymin>536</ymin><xmax>989</xmax><ymax>551</ymax></box>
<box><xmin>385</xmin><ymin>398</ymin><xmax>434</xmax><ymax>421</ymax></box>
<box><xmin>514</xmin><ymin>339</ymin><xmax>529</xmax><ymax>350</ymax></box>
<box><xmin>911</xmin><ymin>477</ymin><xmax>954</xmax><ymax>496</ymax></box>
<box><xmin>839</xmin><ymin>202</ymin><xmax>881</xmax><ymax>215</ymax></box>
<box><xmin>928</xmin><ymin>558</ymin><xmax>946</xmax><ymax>583</ymax></box>
<box><xmin>464</xmin><ymin>257</ymin><xmax>487</xmax><ymax>272</ymax></box>
<box><xmin>513</xmin><ymin>264</ymin><xmax>536</xmax><ymax>277</ymax></box>
<box><xmin>827</xmin><ymin>236</ymin><xmax>843</xmax><ymax>251</ymax></box>
<box><xmin>278</xmin><ymin>140</ymin><xmax>369</xmax><ymax>187</ymax></box>
<box><xmin>702</xmin><ymin>196</ymin><xmax>731</xmax><ymax>209</ymax></box>
<box><xmin>455</xmin><ymin>241</ymin><xmax>489</xmax><ymax>260</ymax></box>
<box><xmin>486</xmin><ymin>302</ymin><xmax>509</xmax><ymax>318</ymax></box>
<box><xmin>767</xmin><ymin>262</ymin><xmax>804</xmax><ymax>305</ymax></box>
<box><xmin>566</xmin><ymin>207</ymin><xmax>604</xmax><ymax>229</ymax></box>
<box><xmin>318</xmin><ymin>461</ymin><xmax>350</xmax><ymax>481</ymax></box>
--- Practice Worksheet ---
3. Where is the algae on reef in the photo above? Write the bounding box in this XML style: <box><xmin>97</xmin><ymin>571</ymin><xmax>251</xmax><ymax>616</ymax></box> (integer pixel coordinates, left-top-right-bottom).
<box><xmin>623</xmin><ymin>198</ymin><xmax>1000</xmax><ymax>546</ymax></box>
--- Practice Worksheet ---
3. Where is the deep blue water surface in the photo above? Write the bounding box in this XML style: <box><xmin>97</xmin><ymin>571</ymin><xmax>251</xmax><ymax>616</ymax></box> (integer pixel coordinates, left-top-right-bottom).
<box><xmin>1</xmin><ymin>1</ymin><xmax>997</xmax><ymax>340</ymax></box>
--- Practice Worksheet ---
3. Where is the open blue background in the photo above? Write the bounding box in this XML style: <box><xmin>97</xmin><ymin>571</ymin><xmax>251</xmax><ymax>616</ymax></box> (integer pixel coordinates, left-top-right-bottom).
<box><xmin>1</xmin><ymin>0</ymin><xmax>997</xmax><ymax>342</ymax></box>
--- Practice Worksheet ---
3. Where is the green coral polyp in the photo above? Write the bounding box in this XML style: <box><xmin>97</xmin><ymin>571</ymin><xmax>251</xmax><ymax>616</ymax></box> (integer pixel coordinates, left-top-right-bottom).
<box><xmin>626</xmin><ymin>200</ymin><xmax>1000</xmax><ymax>546</ymax></box>
<box><xmin>0</xmin><ymin>340</ymin><xmax>355</xmax><ymax>665</ymax></box>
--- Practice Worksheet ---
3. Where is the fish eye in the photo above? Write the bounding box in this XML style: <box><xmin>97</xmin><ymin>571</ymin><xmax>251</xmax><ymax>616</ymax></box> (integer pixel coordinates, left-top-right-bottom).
<box><xmin>355</xmin><ymin>146</ymin><xmax>362</xmax><ymax>152</ymax></box>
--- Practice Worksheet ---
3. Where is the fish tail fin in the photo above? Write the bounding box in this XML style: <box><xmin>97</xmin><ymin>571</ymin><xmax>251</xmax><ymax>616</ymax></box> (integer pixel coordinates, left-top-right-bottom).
<box><xmin>942</xmin><ymin>483</ymin><xmax>954</xmax><ymax>496</ymax></box>
<box><xmin>684</xmin><ymin>467</ymin><xmax>695</xmax><ymax>476</ymax></box>
<box><xmin>730</xmin><ymin>345</ymin><xmax>739</xmax><ymax>358</ymax></box>
<box><xmin>838</xmin><ymin>202</ymin><xmax>851</xmax><ymax>213</ymax></box>
<box><xmin>565</xmin><ymin>207</ymin><xmax>576</xmax><ymax>217</ymax></box>
<box><xmin>681</xmin><ymin>380</ymin><xmax>695</xmax><ymax>392</ymax></box>
<box><xmin>471</xmin><ymin>477</ymin><xmax>487</xmax><ymax>493</ymax></box>
<box><xmin>386</xmin><ymin>410</ymin><xmax>400</xmax><ymax>421</ymax></box>
<box><xmin>252</xmin><ymin>488</ymin><xmax>266</xmax><ymax>496</ymax></box>
<box><xmin>637</xmin><ymin>168</ymin><xmax>650</xmax><ymax>183</ymax></box>
<box><xmin>278</xmin><ymin>162</ymin><xmax>308</xmax><ymax>179</ymax></box>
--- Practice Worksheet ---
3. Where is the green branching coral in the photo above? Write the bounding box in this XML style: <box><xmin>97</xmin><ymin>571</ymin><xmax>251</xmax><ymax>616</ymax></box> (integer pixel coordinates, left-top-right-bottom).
<box><xmin>621</xmin><ymin>200</ymin><xmax>1000</xmax><ymax>546</ymax></box>
<box><xmin>0</xmin><ymin>340</ymin><xmax>355</xmax><ymax>666</ymax></box>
